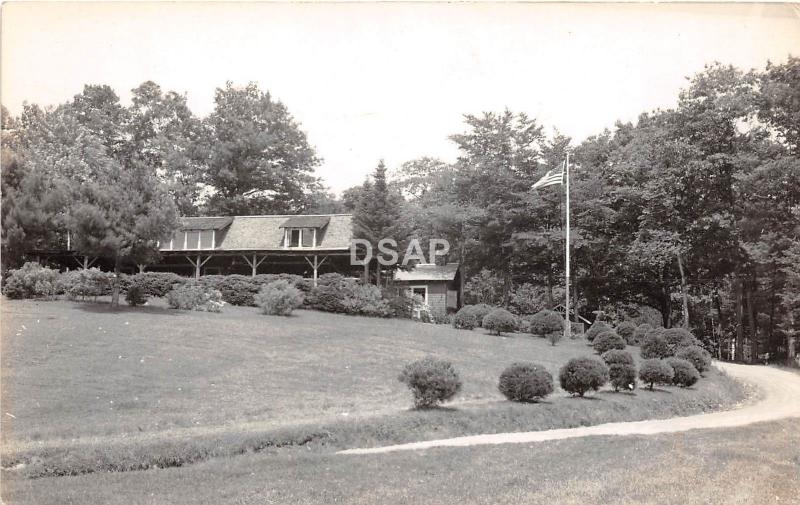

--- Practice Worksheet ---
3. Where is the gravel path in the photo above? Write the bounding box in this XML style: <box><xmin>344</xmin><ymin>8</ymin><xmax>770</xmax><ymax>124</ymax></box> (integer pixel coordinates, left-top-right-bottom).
<box><xmin>339</xmin><ymin>362</ymin><xmax>800</xmax><ymax>455</ymax></box>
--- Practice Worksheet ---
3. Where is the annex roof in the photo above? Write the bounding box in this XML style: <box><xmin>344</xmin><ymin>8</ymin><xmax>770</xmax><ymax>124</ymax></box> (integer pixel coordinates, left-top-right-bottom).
<box><xmin>394</xmin><ymin>263</ymin><xmax>460</xmax><ymax>282</ymax></box>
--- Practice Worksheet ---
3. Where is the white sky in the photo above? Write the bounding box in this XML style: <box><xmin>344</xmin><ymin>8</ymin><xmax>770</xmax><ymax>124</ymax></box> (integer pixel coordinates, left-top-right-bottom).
<box><xmin>2</xmin><ymin>2</ymin><xmax>799</xmax><ymax>193</ymax></box>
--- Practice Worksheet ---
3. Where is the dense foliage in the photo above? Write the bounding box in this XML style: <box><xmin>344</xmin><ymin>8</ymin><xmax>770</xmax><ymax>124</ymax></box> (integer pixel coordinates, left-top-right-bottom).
<box><xmin>675</xmin><ymin>345</ymin><xmax>713</xmax><ymax>374</ymax></box>
<box><xmin>498</xmin><ymin>363</ymin><xmax>554</xmax><ymax>402</ymax></box>
<box><xmin>166</xmin><ymin>282</ymin><xmax>225</xmax><ymax>312</ymax></box>
<box><xmin>558</xmin><ymin>357</ymin><xmax>609</xmax><ymax>397</ymax></box>
<box><xmin>527</xmin><ymin>309</ymin><xmax>564</xmax><ymax>338</ymax></box>
<box><xmin>638</xmin><ymin>359</ymin><xmax>675</xmax><ymax>390</ymax></box>
<box><xmin>615</xmin><ymin>321</ymin><xmax>638</xmax><ymax>345</ymax></box>
<box><xmin>592</xmin><ymin>331</ymin><xmax>626</xmax><ymax>354</ymax></box>
<box><xmin>482</xmin><ymin>308</ymin><xmax>517</xmax><ymax>335</ymax></box>
<box><xmin>666</xmin><ymin>357</ymin><xmax>700</xmax><ymax>388</ymax></box>
<box><xmin>2</xmin><ymin>262</ymin><xmax>59</xmax><ymax>299</ymax></box>
<box><xmin>254</xmin><ymin>280</ymin><xmax>305</xmax><ymax>316</ymax></box>
<box><xmin>398</xmin><ymin>357</ymin><xmax>462</xmax><ymax>409</ymax></box>
<box><xmin>585</xmin><ymin>321</ymin><xmax>612</xmax><ymax>342</ymax></box>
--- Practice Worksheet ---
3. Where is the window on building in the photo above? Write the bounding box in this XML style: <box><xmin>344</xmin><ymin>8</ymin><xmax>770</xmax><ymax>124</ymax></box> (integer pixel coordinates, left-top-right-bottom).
<box><xmin>411</xmin><ymin>286</ymin><xmax>428</xmax><ymax>304</ymax></box>
<box><xmin>302</xmin><ymin>228</ymin><xmax>314</xmax><ymax>247</ymax></box>
<box><xmin>289</xmin><ymin>229</ymin><xmax>301</xmax><ymax>247</ymax></box>
<box><xmin>186</xmin><ymin>230</ymin><xmax>200</xmax><ymax>249</ymax></box>
<box><xmin>199</xmin><ymin>230</ymin><xmax>214</xmax><ymax>249</ymax></box>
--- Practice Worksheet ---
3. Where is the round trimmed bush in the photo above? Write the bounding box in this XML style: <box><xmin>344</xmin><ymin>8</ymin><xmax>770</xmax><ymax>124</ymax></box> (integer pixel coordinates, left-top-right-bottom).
<box><xmin>527</xmin><ymin>309</ymin><xmax>564</xmax><ymax>337</ymax></box>
<box><xmin>471</xmin><ymin>304</ymin><xmax>494</xmax><ymax>327</ymax></box>
<box><xmin>601</xmin><ymin>349</ymin><xmax>635</xmax><ymax>367</ymax></box>
<box><xmin>593</xmin><ymin>331</ymin><xmax>626</xmax><ymax>354</ymax></box>
<box><xmin>254</xmin><ymin>280</ymin><xmax>304</xmax><ymax>316</ymax></box>
<box><xmin>640</xmin><ymin>329</ymin><xmax>671</xmax><ymax>359</ymax></box>
<box><xmin>126</xmin><ymin>272</ymin><xmax>187</xmax><ymax>297</ymax></box>
<box><xmin>453</xmin><ymin>306</ymin><xmax>479</xmax><ymax>330</ymax></box>
<box><xmin>616</xmin><ymin>321</ymin><xmax>638</xmax><ymax>345</ymax></box>
<box><xmin>632</xmin><ymin>323</ymin><xmax>654</xmax><ymax>345</ymax></box>
<box><xmin>482</xmin><ymin>308</ymin><xmax>517</xmax><ymax>336</ymax></box>
<box><xmin>675</xmin><ymin>345</ymin><xmax>712</xmax><ymax>374</ymax></box>
<box><xmin>638</xmin><ymin>359</ymin><xmax>675</xmax><ymax>390</ymax></box>
<box><xmin>124</xmin><ymin>285</ymin><xmax>148</xmax><ymax>307</ymax></box>
<box><xmin>558</xmin><ymin>357</ymin><xmax>609</xmax><ymax>397</ymax></box>
<box><xmin>666</xmin><ymin>357</ymin><xmax>700</xmax><ymax>387</ymax></box>
<box><xmin>398</xmin><ymin>357</ymin><xmax>462</xmax><ymax>409</ymax></box>
<box><xmin>585</xmin><ymin>321</ymin><xmax>612</xmax><ymax>342</ymax></box>
<box><xmin>663</xmin><ymin>328</ymin><xmax>701</xmax><ymax>355</ymax></box>
<box><xmin>608</xmin><ymin>363</ymin><xmax>637</xmax><ymax>392</ymax></box>
<box><xmin>498</xmin><ymin>362</ymin><xmax>554</xmax><ymax>402</ymax></box>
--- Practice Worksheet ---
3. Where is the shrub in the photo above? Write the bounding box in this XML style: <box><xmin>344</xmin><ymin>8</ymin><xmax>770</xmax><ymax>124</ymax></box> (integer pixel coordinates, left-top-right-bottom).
<box><xmin>482</xmin><ymin>308</ymin><xmax>517</xmax><ymax>336</ymax></box>
<box><xmin>638</xmin><ymin>359</ymin><xmax>675</xmax><ymax>390</ymax></box>
<box><xmin>471</xmin><ymin>304</ymin><xmax>494</xmax><ymax>327</ymax></box>
<box><xmin>527</xmin><ymin>309</ymin><xmax>564</xmax><ymax>338</ymax></box>
<box><xmin>558</xmin><ymin>357</ymin><xmax>609</xmax><ymax>397</ymax></box>
<box><xmin>616</xmin><ymin>321</ymin><xmax>638</xmax><ymax>345</ymax></box>
<box><xmin>663</xmin><ymin>328</ymin><xmax>701</xmax><ymax>355</ymax></box>
<box><xmin>585</xmin><ymin>321</ymin><xmax>612</xmax><ymax>342</ymax></box>
<box><xmin>608</xmin><ymin>363</ymin><xmax>638</xmax><ymax>392</ymax></box>
<box><xmin>640</xmin><ymin>328</ymin><xmax>671</xmax><ymax>359</ymax></box>
<box><xmin>398</xmin><ymin>357</ymin><xmax>462</xmax><ymax>408</ymax></box>
<box><xmin>3</xmin><ymin>262</ymin><xmax>60</xmax><ymax>299</ymax></box>
<box><xmin>124</xmin><ymin>285</ymin><xmax>148</xmax><ymax>307</ymax></box>
<box><xmin>166</xmin><ymin>282</ymin><xmax>225</xmax><ymax>312</ymax></box>
<box><xmin>675</xmin><ymin>345</ymin><xmax>712</xmax><ymax>374</ymax></box>
<box><xmin>57</xmin><ymin>268</ymin><xmax>114</xmax><ymax>301</ymax></box>
<box><xmin>463</xmin><ymin>269</ymin><xmax>504</xmax><ymax>306</ymax></box>
<box><xmin>666</xmin><ymin>357</ymin><xmax>700</xmax><ymax>388</ymax></box>
<box><xmin>593</xmin><ymin>331</ymin><xmax>626</xmax><ymax>354</ymax></box>
<box><xmin>498</xmin><ymin>362</ymin><xmax>554</xmax><ymax>402</ymax></box>
<box><xmin>632</xmin><ymin>323</ymin><xmax>654</xmax><ymax>345</ymax></box>
<box><xmin>126</xmin><ymin>272</ymin><xmax>187</xmax><ymax>297</ymax></box>
<box><xmin>382</xmin><ymin>289</ymin><xmax>415</xmax><ymax>319</ymax></box>
<box><xmin>254</xmin><ymin>280</ymin><xmax>304</xmax><ymax>316</ymax></box>
<box><xmin>305</xmin><ymin>273</ymin><xmax>392</xmax><ymax>317</ymax></box>
<box><xmin>601</xmin><ymin>349</ymin><xmax>635</xmax><ymax>367</ymax></box>
<box><xmin>453</xmin><ymin>306</ymin><xmax>479</xmax><ymax>330</ymax></box>
<box><xmin>199</xmin><ymin>275</ymin><xmax>260</xmax><ymax>306</ymax></box>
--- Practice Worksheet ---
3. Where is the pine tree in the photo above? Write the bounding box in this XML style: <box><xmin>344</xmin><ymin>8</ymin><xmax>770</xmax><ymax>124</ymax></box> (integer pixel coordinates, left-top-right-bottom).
<box><xmin>352</xmin><ymin>160</ymin><xmax>409</xmax><ymax>284</ymax></box>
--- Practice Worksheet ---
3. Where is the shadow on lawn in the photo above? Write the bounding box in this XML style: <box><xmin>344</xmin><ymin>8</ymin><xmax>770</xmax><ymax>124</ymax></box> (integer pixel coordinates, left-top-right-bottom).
<box><xmin>72</xmin><ymin>301</ymin><xmax>179</xmax><ymax>317</ymax></box>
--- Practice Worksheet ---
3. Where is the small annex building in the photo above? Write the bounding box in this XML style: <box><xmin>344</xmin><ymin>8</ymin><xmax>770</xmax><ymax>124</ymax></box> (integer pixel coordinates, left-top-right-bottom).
<box><xmin>394</xmin><ymin>263</ymin><xmax>462</xmax><ymax>314</ymax></box>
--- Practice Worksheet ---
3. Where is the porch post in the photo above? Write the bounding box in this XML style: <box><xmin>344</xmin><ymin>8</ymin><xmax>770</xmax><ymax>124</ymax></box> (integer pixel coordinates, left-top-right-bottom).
<box><xmin>252</xmin><ymin>254</ymin><xmax>258</xmax><ymax>277</ymax></box>
<box><xmin>137</xmin><ymin>264</ymin><xmax>146</xmax><ymax>274</ymax></box>
<box><xmin>195</xmin><ymin>255</ymin><xmax>201</xmax><ymax>279</ymax></box>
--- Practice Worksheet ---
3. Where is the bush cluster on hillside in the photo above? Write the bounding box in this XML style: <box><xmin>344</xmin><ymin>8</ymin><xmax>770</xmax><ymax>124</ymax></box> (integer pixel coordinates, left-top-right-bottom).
<box><xmin>602</xmin><ymin>350</ymin><xmax>637</xmax><ymax>392</ymax></box>
<box><xmin>615</xmin><ymin>321</ymin><xmax>638</xmax><ymax>345</ymax></box>
<box><xmin>2</xmin><ymin>262</ymin><xmax>60</xmax><ymax>299</ymax></box>
<box><xmin>527</xmin><ymin>309</ymin><xmax>563</xmax><ymax>338</ymax></box>
<box><xmin>593</xmin><ymin>331</ymin><xmax>626</xmax><ymax>354</ymax></box>
<box><xmin>305</xmin><ymin>274</ymin><xmax>398</xmax><ymax>317</ymax></box>
<box><xmin>638</xmin><ymin>359</ymin><xmax>675</xmax><ymax>390</ymax></box>
<box><xmin>254</xmin><ymin>280</ymin><xmax>305</xmax><ymax>316</ymax></box>
<box><xmin>166</xmin><ymin>282</ymin><xmax>225</xmax><ymax>312</ymax></box>
<box><xmin>398</xmin><ymin>357</ymin><xmax>462</xmax><ymax>408</ymax></box>
<box><xmin>452</xmin><ymin>304</ymin><xmax>495</xmax><ymax>330</ymax></box>
<box><xmin>585</xmin><ymin>321</ymin><xmax>612</xmax><ymax>342</ymax></box>
<box><xmin>198</xmin><ymin>274</ymin><xmax>311</xmax><ymax>307</ymax></box>
<box><xmin>558</xmin><ymin>357</ymin><xmax>609</xmax><ymax>397</ymax></box>
<box><xmin>632</xmin><ymin>323</ymin><xmax>653</xmax><ymax>345</ymax></box>
<box><xmin>498</xmin><ymin>362</ymin><xmax>554</xmax><ymax>402</ymax></box>
<box><xmin>482</xmin><ymin>308</ymin><xmax>517</xmax><ymax>335</ymax></box>
<box><xmin>666</xmin><ymin>357</ymin><xmax>700</xmax><ymax>387</ymax></box>
<box><xmin>675</xmin><ymin>345</ymin><xmax>712</xmax><ymax>374</ymax></box>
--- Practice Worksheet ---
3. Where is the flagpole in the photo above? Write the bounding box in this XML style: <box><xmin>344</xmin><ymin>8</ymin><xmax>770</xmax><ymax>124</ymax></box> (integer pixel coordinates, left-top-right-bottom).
<box><xmin>565</xmin><ymin>153</ymin><xmax>571</xmax><ymax>339</ymax></box>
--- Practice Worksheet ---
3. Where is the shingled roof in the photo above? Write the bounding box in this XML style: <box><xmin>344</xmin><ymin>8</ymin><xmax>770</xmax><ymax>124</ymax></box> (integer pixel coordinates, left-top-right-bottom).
<box><xmin>180</xmin><ymin>216</ymin><xmax>234</xmax><ymax>230</ymax></box>
<box><xmin>218</xmin><ymin>214</ymin><xmax>352</xmax><ymax>251</ymax></box>
<box><xmin>394</xmin><ymin>263</ymin><xmax>460</xmax><ymax>282</ymax></box>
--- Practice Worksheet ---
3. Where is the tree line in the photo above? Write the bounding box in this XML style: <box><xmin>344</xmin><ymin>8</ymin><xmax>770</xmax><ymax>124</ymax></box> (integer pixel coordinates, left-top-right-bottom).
<box><xmin>2</xmin><ymin>59</ymin><xmax>799</xmax><ymax>361</ymax></box>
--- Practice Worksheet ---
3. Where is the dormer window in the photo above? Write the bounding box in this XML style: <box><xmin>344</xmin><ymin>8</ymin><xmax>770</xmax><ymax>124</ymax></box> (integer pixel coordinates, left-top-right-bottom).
<box><xmin>279</xmin><ymin>215</ymin><xmax>330</xmax><ymax>249</ymax></box>
<box><xmin>284</xmin><ymin>228</ymin><xmax>316</xmax><ymax>248</ymax></box>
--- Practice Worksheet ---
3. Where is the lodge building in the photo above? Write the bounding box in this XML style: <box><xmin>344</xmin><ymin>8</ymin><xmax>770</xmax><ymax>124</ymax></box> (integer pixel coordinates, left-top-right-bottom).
<box><xmin>45</xmin><ymin>213</ymin><xmax>463</xmax><ymax>311</ymax></box>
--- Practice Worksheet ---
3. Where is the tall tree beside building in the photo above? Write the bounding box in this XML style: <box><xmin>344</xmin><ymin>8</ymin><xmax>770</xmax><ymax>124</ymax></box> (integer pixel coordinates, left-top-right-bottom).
<box><xmin>352</xmin><ymin>160</ymin><xmax>409</xmax><ymax>284</ymax></box>
<box><xmin>198</xmin><ymin>82</ymin><xmax>322</xmax><ymax>216</ymax></box>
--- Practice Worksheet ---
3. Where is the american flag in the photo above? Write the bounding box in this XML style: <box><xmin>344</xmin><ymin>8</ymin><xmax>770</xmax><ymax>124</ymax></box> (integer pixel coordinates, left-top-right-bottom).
<box><xmin>532</xmin><ymin>162</ymin><xmax>565</xmax><ymax>189</ymax></box>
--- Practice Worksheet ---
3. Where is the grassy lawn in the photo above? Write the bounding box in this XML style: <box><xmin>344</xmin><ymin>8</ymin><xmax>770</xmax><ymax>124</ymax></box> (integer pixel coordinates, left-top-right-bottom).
<box><xmin>5</xmin><ymin>419</ymin><xmax>798</xmax><ymax>504</ymax></box>
<box><xmin>1</xmin><ymin>297</ymin><xmax>747</xmax><ymax>480</ymax></box>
